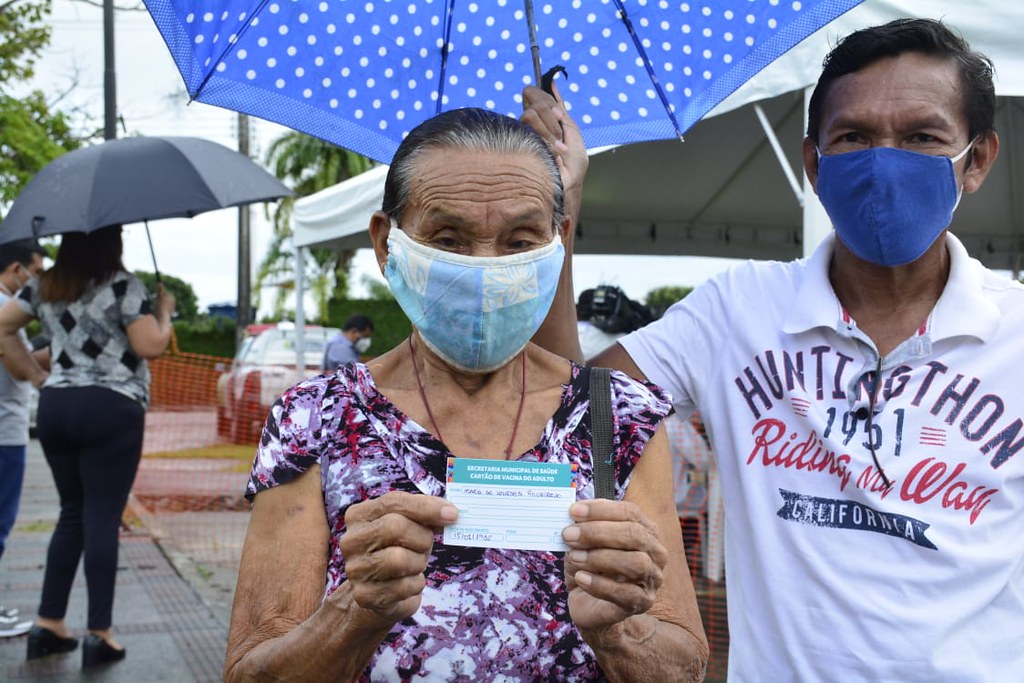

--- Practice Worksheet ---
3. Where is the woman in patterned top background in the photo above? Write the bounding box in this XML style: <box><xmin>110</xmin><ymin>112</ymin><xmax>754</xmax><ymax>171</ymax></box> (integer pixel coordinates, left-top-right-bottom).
<box><xmin>224</xmin><ymin>109</ymin><xmax>707</xmax><ymax>681</ymax></box>
<box><xmin>0</xmin><ymin>225</ymin><xmax>175</xmax><ymax>668</ymax></box>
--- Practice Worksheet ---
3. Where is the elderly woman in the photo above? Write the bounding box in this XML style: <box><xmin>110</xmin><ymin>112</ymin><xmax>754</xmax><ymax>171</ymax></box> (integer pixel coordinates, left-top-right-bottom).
<box><xmin>225</xmin><ymin>109</ymin><xmax>708</xmax><ymax>682</ymax></box>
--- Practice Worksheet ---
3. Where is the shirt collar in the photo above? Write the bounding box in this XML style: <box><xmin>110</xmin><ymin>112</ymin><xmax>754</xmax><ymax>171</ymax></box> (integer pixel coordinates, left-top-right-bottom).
<box><xmin>929</xmin><ymin>232</ymin><xmax>1000</xmax><ymax>342</ymax></box>
<box><xmin>782</xmin><ymin>233</ymin><xmax>840</xmax><ymax>336</ymax></box>
<box><xmin>782</xmin><ymin>232</ymin><xmax>1000</xmax><ymax>343</ymax></box>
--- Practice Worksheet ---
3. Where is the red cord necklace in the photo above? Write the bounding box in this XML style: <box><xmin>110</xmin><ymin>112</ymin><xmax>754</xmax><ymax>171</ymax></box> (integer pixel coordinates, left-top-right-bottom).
<box><xmin>407</xmin><ymin>336</ymin><xmax>527</xmax><ymax>459</ymax></box>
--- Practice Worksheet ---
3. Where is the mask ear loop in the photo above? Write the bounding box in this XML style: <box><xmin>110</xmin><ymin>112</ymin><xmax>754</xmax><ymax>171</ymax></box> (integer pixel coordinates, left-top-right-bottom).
<box><xmin>949</xmin><ymin>137</ymin><xmax>977</xmax><ymax>165</ymax></box>
<box><xmin>949</xmin><ymin>137</ymin><xmax>978</xmax><ymax>211</ymax></box>
<box><xmin>867</xmin><ymin>355</ymin><xmax>892</xmax><ymax>490</ymax></box>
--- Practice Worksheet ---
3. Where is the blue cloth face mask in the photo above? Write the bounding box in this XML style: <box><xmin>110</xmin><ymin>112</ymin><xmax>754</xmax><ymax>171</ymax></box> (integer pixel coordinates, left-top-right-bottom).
<box><xmin>385</xmin><ymin>224</ymin><xmax>565</xmax><ymax>373</ymax></box>
<box><xmin>816</xmin><ymin>142</ymin><xmax>973</xmax><ymax>266</ymax></box>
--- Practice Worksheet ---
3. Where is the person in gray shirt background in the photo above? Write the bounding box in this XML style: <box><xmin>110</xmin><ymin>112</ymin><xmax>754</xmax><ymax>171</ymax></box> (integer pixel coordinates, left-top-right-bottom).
<box><xmin>0</xmin><ymin>239</ymin><xmax>46</xmax><ymax>639</ymax></box>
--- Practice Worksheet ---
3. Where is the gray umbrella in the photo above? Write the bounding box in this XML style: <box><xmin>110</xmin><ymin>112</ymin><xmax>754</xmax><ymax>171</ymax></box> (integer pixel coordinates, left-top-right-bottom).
<box><xmin>0</xmin><ymin>136</ymin><xmax>292</xmax><ymax>277</ymax></box>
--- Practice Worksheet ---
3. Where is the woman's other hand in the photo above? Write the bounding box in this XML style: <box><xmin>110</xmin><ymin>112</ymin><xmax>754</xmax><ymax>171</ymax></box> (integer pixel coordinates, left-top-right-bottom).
<box><xmin>562</xmin><ymin>426</ymin><xmax>708</xmax><ymax>681</ymax></box>
<box><xmin>340</xmin><ymin>492</ymin><xmax>459</xmax><ymax>628</ymax></box>
<box><xmin>562</xmin><ymin>499</ymin><xmax>668</xmax><ymax>631</ymax></box>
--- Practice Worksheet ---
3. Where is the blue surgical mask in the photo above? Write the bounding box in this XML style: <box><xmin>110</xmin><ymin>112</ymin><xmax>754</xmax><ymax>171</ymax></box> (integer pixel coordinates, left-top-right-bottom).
<box><xmin>816</xmin><ymin>142</ymin><xmax>973</xmax><ymax>266</ymax></box>
<box><xmin>385</xmin><ymin>224</ymin><xmax>565</xmax><ymax>373</ymax></box>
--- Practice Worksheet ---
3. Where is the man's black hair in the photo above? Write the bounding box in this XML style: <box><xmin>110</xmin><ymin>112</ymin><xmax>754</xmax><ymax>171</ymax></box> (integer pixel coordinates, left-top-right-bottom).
<box><xmin>806</xmin><ymin>18</ymin><xmax>996</xmax><ymax>145</ymax></box>
<box><xmin>342</xmin><ymin>314</ymin><xmax>373</xmax><ymax>332</ymax></box>
<box><xmin>0</xmin><ymin>239</ymin><xmax>45</xmax><ymax>272</ymax></box>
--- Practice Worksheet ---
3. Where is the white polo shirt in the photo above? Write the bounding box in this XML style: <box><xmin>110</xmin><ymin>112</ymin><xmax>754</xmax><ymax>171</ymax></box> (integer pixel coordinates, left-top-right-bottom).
<box><xmin>621</xmin><ymin>233</ymin><xmax>1024</xmax><ymax>682</ymax></box>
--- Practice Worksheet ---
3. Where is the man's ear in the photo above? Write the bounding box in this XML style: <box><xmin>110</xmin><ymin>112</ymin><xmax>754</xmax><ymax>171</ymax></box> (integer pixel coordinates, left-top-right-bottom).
<box><xmin>368</xmin><ymin>211</ymin><xmax>393</xmax><ymax>275</ymax></box>
<box><xmin>802</xmin><ymin>137</ymin><xmax>820</xmax><ymax>195</ymax></box>
<box><xmin>557</xmin><ymin>215</ymin><xmax>571</xmax><ymax>243</ymax></box>
<box><xmin>963</xmin><ymin>130</ymin><xmax>1000</xmax><ymax>195</ymax></box>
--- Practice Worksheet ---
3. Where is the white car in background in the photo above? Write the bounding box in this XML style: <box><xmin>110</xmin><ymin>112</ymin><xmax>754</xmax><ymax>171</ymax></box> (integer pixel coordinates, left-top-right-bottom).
<box><xmin>215</xmin><ymin>322</ymin><xmax>339</xmax><ymax>444</ymax></box>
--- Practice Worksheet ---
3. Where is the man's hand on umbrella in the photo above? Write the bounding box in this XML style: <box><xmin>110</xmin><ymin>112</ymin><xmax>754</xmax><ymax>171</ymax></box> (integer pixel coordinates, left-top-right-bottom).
<box><xmin>521</xmin><ymin>82</ymin><xmax>588</xmax><ymax>230</ymax></box>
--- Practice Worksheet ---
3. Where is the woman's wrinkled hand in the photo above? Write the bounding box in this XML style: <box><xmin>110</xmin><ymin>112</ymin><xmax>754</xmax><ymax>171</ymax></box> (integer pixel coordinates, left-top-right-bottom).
<box><xmin>562</xmin><ymin>499</ymin><xmax>668</xmax><ymax>633</ymax></box>
<box><xmin>340</xmin><ymin>492</ymin><xmax>458</xmax><ymax>627</ymax></box>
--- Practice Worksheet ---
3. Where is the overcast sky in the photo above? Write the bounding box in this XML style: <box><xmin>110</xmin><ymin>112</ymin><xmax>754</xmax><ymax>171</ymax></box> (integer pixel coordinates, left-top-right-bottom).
<box><xmin>25</xmin><ymin>0</ymin><xmax>743</xmax><ymax>314</ymax></box>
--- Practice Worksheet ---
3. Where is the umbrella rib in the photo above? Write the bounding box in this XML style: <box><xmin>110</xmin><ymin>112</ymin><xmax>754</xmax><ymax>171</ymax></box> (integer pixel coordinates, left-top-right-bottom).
<box><xmin>191</xmin><ymin>0</ymin><xmax>272</xmax><ymax>101</ymax></box>
<box><xmin>436</xmin><ymin>0</ymin><xmax>457</xmax><ymax>116</ymax></box>
<box><xmin>611</xmin><ymin>0</ymin><xmax>685</xmax><ymax>140</ymax></box>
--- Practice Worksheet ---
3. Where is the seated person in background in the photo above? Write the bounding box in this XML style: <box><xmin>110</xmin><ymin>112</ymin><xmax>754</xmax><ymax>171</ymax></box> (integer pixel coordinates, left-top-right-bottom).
<box><xmin>321</xmin><ymin>314</ymin><xmax>374</xmax><ymax>371</ymax></box>
<box><xmin>576</xmin><ymin>285</ymin><xmax>653</xmax><ymax>362</ymax></box>
<box><xmin>224</xmin><ymin>108</ymin><xmax>708</xmax><ymax>682</ymax></box>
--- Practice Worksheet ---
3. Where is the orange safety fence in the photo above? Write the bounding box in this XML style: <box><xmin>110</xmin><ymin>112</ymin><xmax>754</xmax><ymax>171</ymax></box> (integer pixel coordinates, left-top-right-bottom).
<box><xmin>134</xmin><ymin>340</ymin><xmax>729</xmax><ymax>679</ymax></box>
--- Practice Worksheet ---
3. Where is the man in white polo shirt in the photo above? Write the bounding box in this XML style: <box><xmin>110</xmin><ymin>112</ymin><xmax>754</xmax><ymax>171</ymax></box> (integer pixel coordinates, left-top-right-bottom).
<box><xmin>524</xmin><ymin>17</ymin><xmax>1021</xmax><ymax>682</ymax></box>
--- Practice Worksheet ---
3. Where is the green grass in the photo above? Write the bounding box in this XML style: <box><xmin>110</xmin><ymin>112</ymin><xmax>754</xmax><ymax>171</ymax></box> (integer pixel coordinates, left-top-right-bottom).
<box><xmin>144</xmin><ymin>444</ymin><xmax>256</xmax><ymax>473</ymax></box>
<box><xmin>144</xmin><ymin>444</ymin><xmax>255</xmax><ymax>462</ymax></box>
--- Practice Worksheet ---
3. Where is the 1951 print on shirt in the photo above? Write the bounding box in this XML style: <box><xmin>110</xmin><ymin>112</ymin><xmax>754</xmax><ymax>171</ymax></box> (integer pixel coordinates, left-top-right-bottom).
<box><xmin>735</xmin><ymin>340</ymin><xmax>1008</xmax><ymax>549</ymax></box>
<box><xmin>625</xmin><ymin>235</ymin><xmax>1024</xmax><ymax>562</ymax></box>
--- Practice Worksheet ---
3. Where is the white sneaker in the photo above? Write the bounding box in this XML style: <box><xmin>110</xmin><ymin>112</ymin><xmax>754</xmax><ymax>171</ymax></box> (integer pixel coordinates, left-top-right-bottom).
<box><xmin>0</xmin><ymin>618</ymin><xmax>32</xmax><ymax>638</ymax></box>
<box><xmin>0</xmin><ymin>604</ymin><xmax>18</xmax><ymax>619</ymax></box>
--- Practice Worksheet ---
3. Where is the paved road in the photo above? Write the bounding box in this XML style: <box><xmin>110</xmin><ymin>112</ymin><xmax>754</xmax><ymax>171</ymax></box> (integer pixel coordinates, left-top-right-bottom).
<box><xmin>0</xmin><ymin>440</ymin><xmax>233</xmax><ymax>681</ymax></box>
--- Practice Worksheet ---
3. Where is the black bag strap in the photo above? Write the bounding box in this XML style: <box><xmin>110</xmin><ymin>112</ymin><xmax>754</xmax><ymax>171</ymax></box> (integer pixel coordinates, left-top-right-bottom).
<box><xmin>589</xmin><ymin>367</ymin><xmax>616</xmax><ymax>500</ymax></box>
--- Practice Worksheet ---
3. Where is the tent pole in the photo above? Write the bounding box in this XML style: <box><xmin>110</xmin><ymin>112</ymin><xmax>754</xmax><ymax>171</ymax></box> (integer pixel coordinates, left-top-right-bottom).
<box><xmin>754</xmin><ymin>103</ymin><xmax>803</xmax><ymax>207</ymax></box>
<box><xmin>801</xmin><ymin>86</ymin><xmax>832</xmax><ymax>258</ymax></box>
<box><xmin>294</xmin><ymin>243</ymin><xmax>307</xmax><ymax>382</ymax></box>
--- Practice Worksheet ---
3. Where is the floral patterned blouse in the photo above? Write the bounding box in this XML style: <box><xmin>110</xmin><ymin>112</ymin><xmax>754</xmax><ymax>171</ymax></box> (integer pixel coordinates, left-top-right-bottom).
<box><xmin>246</xmin><ymin>361</ymin><xmax>671</xmax><ymax>682</ymax></box>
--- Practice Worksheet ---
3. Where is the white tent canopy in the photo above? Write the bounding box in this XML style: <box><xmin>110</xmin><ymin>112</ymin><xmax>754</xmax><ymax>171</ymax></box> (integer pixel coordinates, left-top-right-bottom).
<box><xmin>293</xmin><ymin>0</ymin><xmax>1024</xmax><ymax>270</ymax></box>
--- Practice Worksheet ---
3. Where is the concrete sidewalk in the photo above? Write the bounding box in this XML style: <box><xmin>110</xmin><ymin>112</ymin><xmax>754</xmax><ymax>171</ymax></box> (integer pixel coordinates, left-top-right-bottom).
<box><xmin>0</xmin><ymin>440</ymin><xmax>230</xmax><ymax>682</ymax></box>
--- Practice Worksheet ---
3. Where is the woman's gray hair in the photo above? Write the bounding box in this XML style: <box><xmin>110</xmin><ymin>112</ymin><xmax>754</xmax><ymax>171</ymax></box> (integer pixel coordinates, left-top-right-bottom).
<box><xmin>382</xmin><ymin>108</ymin><xmax>565</xmax><ymax>233</ymax></box>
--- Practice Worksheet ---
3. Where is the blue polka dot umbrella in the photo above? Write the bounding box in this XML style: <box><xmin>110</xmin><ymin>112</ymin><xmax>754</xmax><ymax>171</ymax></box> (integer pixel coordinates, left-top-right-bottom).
<box><xmin>143</xmin><ymin>0</ymin><xmax>863</xmax><ymax>164</ymax></box>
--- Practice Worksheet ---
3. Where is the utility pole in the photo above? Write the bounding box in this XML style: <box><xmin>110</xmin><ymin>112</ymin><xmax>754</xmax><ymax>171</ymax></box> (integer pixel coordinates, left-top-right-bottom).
<box><xmin>103</xmin><ymin>0</ymin><xmax>116</xmax><ymax>140</ymax></box>
<box><xmin>237</xmin><ymin>113</ymin><xmax>252</xmax><ymax>347</ymax></box>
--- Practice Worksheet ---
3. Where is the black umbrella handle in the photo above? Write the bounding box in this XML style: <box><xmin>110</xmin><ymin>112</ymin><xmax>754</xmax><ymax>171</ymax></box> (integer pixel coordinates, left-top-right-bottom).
<box><xmin>523</xmin><ymin>0</ymin><xmax>542</xmax><ymax>85</ymax></box>
<box><xmin>144</xmin><ymin>221</ymin><xmax>162</xmax><ymax>285</ymax></box>
<box><xmin>540</xmin><ymin>65</ymin><xmax>567</xmax><ymax>97</ymax></box>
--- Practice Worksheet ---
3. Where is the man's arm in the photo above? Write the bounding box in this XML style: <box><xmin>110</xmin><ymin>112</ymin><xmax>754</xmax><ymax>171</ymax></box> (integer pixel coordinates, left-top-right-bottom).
<box><xmin>31</xmin><ymin>346</ymin><xmax>50</xmax><ymax>372</ymax></box>
<box><xmin>0</xmin><ymin>300</ymin><xmax>46</xmax><ymax>386</ymax></box>
<box><xmin>522</xmin><ymin>83</ymin><xmax>587</xmax><ymax>363</ymax></box>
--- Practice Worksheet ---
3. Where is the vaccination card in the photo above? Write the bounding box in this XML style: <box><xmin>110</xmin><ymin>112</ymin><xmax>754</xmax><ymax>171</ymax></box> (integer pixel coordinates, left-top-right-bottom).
<box><xmin>443</xmin><ymin>457</ymin><xmax>577</xmax><ymax>552</ymax></box>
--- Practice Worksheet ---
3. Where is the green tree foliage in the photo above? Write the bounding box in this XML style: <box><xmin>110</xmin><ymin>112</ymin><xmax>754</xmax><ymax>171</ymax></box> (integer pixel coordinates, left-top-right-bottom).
<box><xmin>258</xmin><ymin>132</ymin><xmax>374</xmax><ymax>322</ymax></box>
<box><xmin>172</xmin><ymin>317</ymin><xmax>236</xmax><ymax>358</ymax></box>
<box><xmin>0</xmin><ymin>1</ymin><xmax>81</xmax><ymax>208</ymax></box>
<box><xmin>361</xmin><ymin>274</ymin><xmax>394</xmax><ymax>301</ymax></box>
<box><xmin>133</xmin><ymin>270</ymin><xmax>200</xmax><ymax>321</ymax></box>
<box><xmin>0</xmin><ymin>0</ymin><xmax>50</xmax><ymax>85</ymax></box>
<box><xmin>645</xmin><ymin>285</ymin><xmax>693</xmax><ymax>317</ymax></box>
